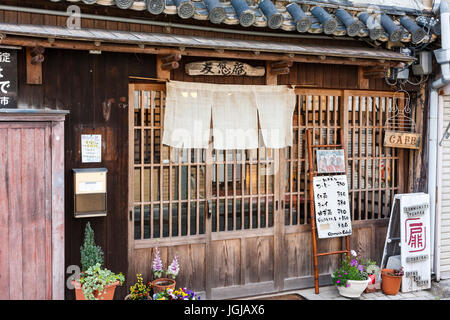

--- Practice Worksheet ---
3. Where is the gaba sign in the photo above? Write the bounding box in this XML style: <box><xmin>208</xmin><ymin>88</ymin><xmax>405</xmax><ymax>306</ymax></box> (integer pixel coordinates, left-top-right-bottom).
<box><xmin>384</xmin><ymin>131</ymin><xmax>421</xmax><ymax>150</ymax></box>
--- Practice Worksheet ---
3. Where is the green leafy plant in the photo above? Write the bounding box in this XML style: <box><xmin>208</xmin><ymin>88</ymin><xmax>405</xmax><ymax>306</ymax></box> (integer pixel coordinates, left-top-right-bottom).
<box><xmin>128</xmin><ymin>274</ymin><xmax>152</xmax><ymax>300</ymax></box>
<box><xmin>78</xmin><ymin>263</ymin><xmax>125</xmax><ymax>300</ymax></box>
<box><xmin>331</xmin><ymin>250</ymin><xmax>374</xmax><ymax>288</ymax></box>
<box><xmin>80</xmin><ymin>222</ymin><xmax>104</xmax><ymax>272</ymax></box>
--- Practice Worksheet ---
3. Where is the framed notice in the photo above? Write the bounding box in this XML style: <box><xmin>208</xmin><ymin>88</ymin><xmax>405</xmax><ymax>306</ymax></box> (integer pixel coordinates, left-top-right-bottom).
<box><xmin>81</xmin><ymin>134</ymin><xmax>102</xmax><ymax>163</ymax></box>
<box><xmin>316</xmin><ymin>149</ymin><xmax>346</xmax><ymax>174</ymax></box>
<box><xmin>313</xmin><ymin>174</ymin><xmax>352</xmax><ymax>239</ymax></box>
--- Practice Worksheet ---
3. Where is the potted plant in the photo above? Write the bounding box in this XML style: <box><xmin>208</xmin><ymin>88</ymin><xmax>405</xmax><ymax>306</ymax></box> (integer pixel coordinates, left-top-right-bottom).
<box><xmin>73</xmin><ymin>222</ymin><xmax>125</xmax><ymax>300</ymax></box>
<box><xmin>381</xmin><ymin>267</ymin><xmax>404</xmax><ymax>295</ymax></box>
<box><xmin>80</xmin><ymin>222</ymin><xmax>104</xmax><ymax>272</ymax></box>
<box><xmin>74</xmin><ymin>263</ymin><xmax>125</xmax><ymax>300</ymax></box>
<box><xmin>151</xmin><ymin>247</ymin><xmax>179</xmax><ymax>293</ymax></box>
<box><xmin>125</xmin><ymin>273</ymin><xmax>152</xmax><ymax>300</ymax></box>
<box><xmin>331</xmin><ymin>250</ymin><xmax>373</xmax><ymax>298</ymax></box>
<box><xmin>153</xmin><ymin>288</ymin><xmax>200</xmax><ymax>300</ymax></box>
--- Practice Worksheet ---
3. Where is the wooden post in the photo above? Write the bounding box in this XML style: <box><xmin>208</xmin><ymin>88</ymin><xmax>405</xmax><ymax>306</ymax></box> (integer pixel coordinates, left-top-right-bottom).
<box><xmin>156</xmin><ymin>55</ymin><xmax>172</xmax><ymax>80</ymax></box>
<box><xmin>26</xmin><ymin>47</ymin><xmax>43</xmax><ymax>85</ymax></box>
<box><xmin>357</xmin><ymin>66</ymin><xmax>369</xmax><ymax>90</ymax></box>
<box><xmin>265</xmin><ymin>60</ymin><xmax>284</xmax><ymax>292</ymax></box>
<box><xmin>307</xmin><ymin>129</ymin><xmax>320</xmax><ymax>294</ymax></box>
<box><xmin>265</xmin><ymin>61</ymin><xmax>277</xmax><ymax>85</ymax></box>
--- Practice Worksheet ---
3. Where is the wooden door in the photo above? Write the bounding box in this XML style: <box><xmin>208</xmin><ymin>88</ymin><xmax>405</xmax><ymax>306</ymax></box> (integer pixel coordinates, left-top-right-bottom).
<box><xmin>279</xmin><ymin>89</ymin><xmax>407</xmax><ymax>290</ymax></box>
<box><xmin>0</xmin><ymin>116</ymin><xmax>65</xmax><ymax>300</ymax></box>
<box><xmin>128</xmin><ymin>84</ymin><xmax>209</xmax><ymax>296</ymax></box>
<box><xmin>128</xmin><ymin>83</ymin><xmax>283</xmax><ymax>299</ymax></box>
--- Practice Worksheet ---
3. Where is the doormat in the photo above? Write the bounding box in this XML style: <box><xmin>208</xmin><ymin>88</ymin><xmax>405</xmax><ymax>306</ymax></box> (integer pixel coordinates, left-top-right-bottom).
<box><xmin>257</xmin><ymin>294</ymin><xmax>305</xmax><ymax>300</ymax></box>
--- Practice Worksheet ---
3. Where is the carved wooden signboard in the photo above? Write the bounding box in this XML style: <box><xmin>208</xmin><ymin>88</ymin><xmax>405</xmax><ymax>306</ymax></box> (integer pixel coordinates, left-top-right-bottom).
<box><xmin>384</xmin><ymin>130</ymin><xmax>422</xmax><ymax>150</ymax></box>
<box><xmin>185</xmin><ymin>60</ymin><xmax>265</xmax><ymax>76</ymax></box>
<box><xmin>313</xmin><ymin>174</ymin><xmax>352</xmax><ymax>239</ymax></box>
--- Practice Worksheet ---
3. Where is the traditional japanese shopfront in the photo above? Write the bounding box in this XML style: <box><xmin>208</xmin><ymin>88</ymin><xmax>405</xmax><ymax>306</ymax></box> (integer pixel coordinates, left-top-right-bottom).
<box><xmin>0</xmin><ymin>0</ymin><xmax>436</xmax><ymax>299</ymax></box>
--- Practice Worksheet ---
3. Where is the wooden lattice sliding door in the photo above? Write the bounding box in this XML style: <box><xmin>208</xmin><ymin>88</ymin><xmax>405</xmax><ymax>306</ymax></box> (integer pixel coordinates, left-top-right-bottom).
<box><xmin>128</xmin><ymin>83</ymin><xmax>282</xmax><ymax>299</ymax></box>
<box><xmin>128</xmin><ymin>84</ymin><xmax>409</xmax><ymax>298</ymax></box>
<box><xmin>281</xmin><ymin>89</ymin><xmax>408</xmax><ymax>290</ymax></box>
<box><xmin>346</xmin><ymin>91</ymin><xmax>406</xmax><ymax>222</ymax></box>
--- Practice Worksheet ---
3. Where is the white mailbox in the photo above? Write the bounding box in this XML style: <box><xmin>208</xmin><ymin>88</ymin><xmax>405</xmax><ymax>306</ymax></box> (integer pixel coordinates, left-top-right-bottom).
<box><xmin>73</xmin><ymin>168</ymin><xmax>107</xmax><ymax>218</ymax></box>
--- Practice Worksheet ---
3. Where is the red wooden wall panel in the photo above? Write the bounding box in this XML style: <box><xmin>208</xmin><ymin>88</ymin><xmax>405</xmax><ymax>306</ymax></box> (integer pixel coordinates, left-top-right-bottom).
<box><xmin>0</xmin><ymin>119</ymin><xmax>65</xmax><ymax>300</ymax></box>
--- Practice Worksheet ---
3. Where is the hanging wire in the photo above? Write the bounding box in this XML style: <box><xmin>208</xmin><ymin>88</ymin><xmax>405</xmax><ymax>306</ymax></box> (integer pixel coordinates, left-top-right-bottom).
<box><xmin>384</xmin><ymin>89</ymin><xmax>416</xmax><ymax>132</ymax></box>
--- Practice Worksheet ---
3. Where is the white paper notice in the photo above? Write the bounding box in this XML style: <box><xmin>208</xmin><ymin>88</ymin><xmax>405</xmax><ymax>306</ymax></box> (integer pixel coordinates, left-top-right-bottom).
<box><xmin>81</xmin><ymin>134</ymin><xmax>102</xmax><ymax>163</ymax></box>
<box><xmin>313</xmin><ymin>174</ymin><xmax>352</xmax><ymax>239</ymax></box>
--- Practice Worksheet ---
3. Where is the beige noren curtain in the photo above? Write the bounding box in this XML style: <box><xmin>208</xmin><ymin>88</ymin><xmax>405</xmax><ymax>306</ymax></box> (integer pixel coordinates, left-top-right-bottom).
<box><xmin>162</xmin><ymin>81</ymin><xmax>213</xmax><ymax>149</ymax></box>
<box><xmin>163</xmin><ymin>81</ymin><xmax>296</xmax><ymax>150</ymax></box>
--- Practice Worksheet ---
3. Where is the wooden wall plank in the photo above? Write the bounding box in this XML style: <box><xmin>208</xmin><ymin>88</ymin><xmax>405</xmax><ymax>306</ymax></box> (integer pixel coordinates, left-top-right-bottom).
<box><xmin>34</xmin><ymin>127</ymin><xmax>48</xmax><ymax>300</ymax></box>
<box><xmin>0</xmin><ymin>128</ymin><xmax>9</xmax><ymax>300</ymax></box>
<box><xmin>51</xmin><ymin>120</ymin><xmax>66</xmax><ymax>300</ymax></box>
<box><xmin>7</xmin><ymin>128</ymin><xmax>23</xmax><ymax>300</ymax></box>
<box><xmin>21</xmin><ymin>127</ymin><xmax>37</xmax><ymax>300</ymax></box>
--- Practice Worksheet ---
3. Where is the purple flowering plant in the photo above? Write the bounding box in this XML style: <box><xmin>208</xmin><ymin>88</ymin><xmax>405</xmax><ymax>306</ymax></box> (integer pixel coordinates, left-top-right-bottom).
<box><xmin>152</xmin><ymin>247</ymin><xmax>180</xmax><ymax>280</ymax></box>
<box><xmin>331</xmin><ymin>250</ymin><xmax>376</xmax><ymax>288</ymax></box>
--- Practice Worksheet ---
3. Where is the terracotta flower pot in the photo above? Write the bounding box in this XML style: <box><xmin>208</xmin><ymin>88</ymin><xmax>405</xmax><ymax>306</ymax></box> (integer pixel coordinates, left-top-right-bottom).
<box><xmin>381</xmin><ymin>269</ymin><xmax>403</xmax><ymax>295</ymax></box>
<box><xmin>152</xmin><ymin>278</ymin><xmax>176</xmax><ymax>294</ymax></box>
<box><xmin>73</xmin><ymin>280</ymin><xmax>120</xmax><ymax>300</ymax></box>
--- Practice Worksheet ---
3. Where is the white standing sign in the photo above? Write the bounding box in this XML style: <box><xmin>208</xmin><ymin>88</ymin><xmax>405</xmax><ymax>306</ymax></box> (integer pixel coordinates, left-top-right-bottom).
<box><xmin>313</xmin><ymin>174</ymin><xmax>352</xmax><ymax>239</ymax></box>
<box><xmin>81</xmin><ymin>134</ymin><xmax>102</xmax><ymax>163</ymax></box>
<box><xmin>399</xmin><ymin>193</ymin><xmax>431</xmax><ymax>292</ymax></box>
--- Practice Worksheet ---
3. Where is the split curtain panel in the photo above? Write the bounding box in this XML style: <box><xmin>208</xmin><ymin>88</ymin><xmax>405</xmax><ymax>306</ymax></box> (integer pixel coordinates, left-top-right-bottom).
<box><xmin>162</xmin><ymin>81</ymin><xmax>296</xmax><ymax>150</ymax></box>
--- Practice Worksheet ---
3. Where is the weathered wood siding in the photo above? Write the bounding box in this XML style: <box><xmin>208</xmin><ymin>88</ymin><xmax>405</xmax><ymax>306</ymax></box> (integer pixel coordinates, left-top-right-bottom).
<box><xmin>14</xmin><ymin>48</ymin><xmax>156</xmax><ymax>299</ymax></box>
<box><xmin>0</xmin><ymin>114</ymin><xmax>65</xmax><ymax>300</ymax></box>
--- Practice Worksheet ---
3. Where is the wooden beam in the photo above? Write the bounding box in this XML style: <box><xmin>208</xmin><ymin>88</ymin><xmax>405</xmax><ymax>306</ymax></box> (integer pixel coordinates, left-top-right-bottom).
<box><xmin>161</xmin><ymin>61</ymin><xmax>180</xmax><ymax>71</ymax></box>
<box><xmin>270</xmin><ymin>67</ymin><xmax>290</xmax><ymax>75</ymax></box>
<box><xmin>161</xmin><ymin>53</ymin><xmax>182</xmax><ymax>64</ymax></box>
<box><xmin>26</xmin><ymin>47</ymin><xmax>43</xmax><ymax>85</ymax></box>
<box><xmin>0</xmin><ymin>36</ymin><xmax>408</xmax><ymax>68</ymax></box>
<box><xmin>270</xmin><ymin>60</ymin><xmax>293</xmax><ymax>69</ymax></box>
<box><xmin>362</xmin><ymin>66</ymin><xmax>388</xmax><ymax>79</ymax></box>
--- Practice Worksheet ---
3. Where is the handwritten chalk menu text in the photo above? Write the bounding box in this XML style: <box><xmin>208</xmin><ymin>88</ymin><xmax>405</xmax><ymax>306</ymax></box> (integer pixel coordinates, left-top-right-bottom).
<box><xmin>313</xmin><ymin>175</ymin><xmax>352</xmax><ymax>239</ymax></box>
<box><xmin>0</xmin><ymin>49</ymin><xmax>17</xmax><ymax>109</ymax></box>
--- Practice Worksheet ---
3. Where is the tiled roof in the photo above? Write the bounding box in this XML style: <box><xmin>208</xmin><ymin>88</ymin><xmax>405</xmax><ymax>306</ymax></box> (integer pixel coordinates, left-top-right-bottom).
<box><xmin>49</xmin><ymin>0</ymin><xmax>438</xmax><ymax>44</ymax></box>
<box><xmin>0</xmin><ymin>22</ymin><xmax>416</xmax><ymax>62</ymax></box>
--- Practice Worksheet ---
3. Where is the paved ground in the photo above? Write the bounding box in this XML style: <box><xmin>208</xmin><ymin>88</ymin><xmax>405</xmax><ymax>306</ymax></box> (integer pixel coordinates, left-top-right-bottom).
<box><xmin>297</xmin><ymin>284</ymin><xmax>439</xmax><ymax>300</ymax></box>
<box><xmin>241</xmin><ymin>279</ymin><xmax>450</xmax><ymax>300</ymax></box>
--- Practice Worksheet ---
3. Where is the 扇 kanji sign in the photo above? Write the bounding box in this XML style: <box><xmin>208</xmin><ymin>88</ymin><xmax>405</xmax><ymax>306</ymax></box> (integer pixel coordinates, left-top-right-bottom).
<box><xmin>0</xmin><ymin>49</ymin><xmax>18</xmax><ymax>109</ymax></box>
<box><xmin>400</xmin><ymin>193</ymin><xmax>431</xmax><ymax>292</ymax></box>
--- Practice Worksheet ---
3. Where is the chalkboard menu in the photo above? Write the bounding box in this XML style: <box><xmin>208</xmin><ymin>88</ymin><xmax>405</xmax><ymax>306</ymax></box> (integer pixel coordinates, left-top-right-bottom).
<box><xmin>0</xmin><ymin>49</ymin><xmax>18</xmax><ymax>109</ymax></box>
<box><xmin>313</xmin><ymin>174</ymin><xmax>352</xmax><ymax>239</ymax></box>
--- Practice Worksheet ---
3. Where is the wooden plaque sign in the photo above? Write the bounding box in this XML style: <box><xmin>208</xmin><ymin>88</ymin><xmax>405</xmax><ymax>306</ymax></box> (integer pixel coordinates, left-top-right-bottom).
<box><xmin>312</xmin><ymin>174</ymin><xmax>352</xmax><ymax>239</ymax></box>
<box><xmin>185</xmin><ymin>60</ymin><xmax>265</xmax><ymax>76</ymax></box>
<box><xmin>384</xmin><ymin>130</ymin><xmax>421</xmax><ymax>150</ymax></box>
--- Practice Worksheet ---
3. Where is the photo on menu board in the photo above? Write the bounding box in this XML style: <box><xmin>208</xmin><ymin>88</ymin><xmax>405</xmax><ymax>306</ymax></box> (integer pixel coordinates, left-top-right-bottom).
<box><xmin>316</xmin><ymin>149</ymin><xmax>346</xmax><ymax>174</ymax></box>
